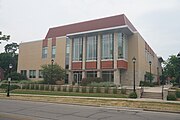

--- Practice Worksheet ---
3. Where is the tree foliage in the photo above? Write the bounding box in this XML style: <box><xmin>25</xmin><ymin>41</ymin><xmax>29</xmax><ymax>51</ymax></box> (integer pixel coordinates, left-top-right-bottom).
<box><xmin>5</xmin><ymin>42</ymin><xmax>19</xmax><ymax>56</ymax></box>
<box><xmin>163</xmin><ymin>55</ymin><xmax>180</xmax><ymax>83</ymax></box>
<box><xmin>0</xmin><ymin>42</ymin><xmax>19</xmax><ymax>78</ymax></box>
<box><xmin>41</xmin><ymin>64</ymin><xmax>66</xmax><ymax>84</ymax></box>
<box><xmin>0</xmin><ymin>31</ymin><xmax>10</xmax><ymax>44</ymax></box>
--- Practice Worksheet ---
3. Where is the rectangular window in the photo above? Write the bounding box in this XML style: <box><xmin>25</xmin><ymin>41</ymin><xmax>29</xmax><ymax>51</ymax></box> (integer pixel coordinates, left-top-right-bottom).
<box><xmin>101</xmin><ymin>33</ymin><xmax>113</xmax><ymax>59</ymax></box>
<box><xmin>102</xmin><ymin>71</ymin><xmax>114</xmax><ymax>82</ymax></box>
<box><xmin>29</xmin><ymin>70</ymin><xmax>36</xmax><ymax>78</ymax></box>
<box><xmin>118</xmin><ymin>33</ymin><xmax>127</xmax><ymax>59</ymax></box>
<box><xmin>73</xmin><ymin>37</ymin><xmax>83</xmax><ymax>61</ymax></box>
<box><xmin>39</xmin><ymin>70</ymin><xmax>43</xmax><ymax>78</ymax></box>
<box><xmin>42</xmin><ymin>47</ymin><xmax>47</xmax><ymax>58</ymax></box>
<box><xmin>20</xmin><ymin>70</ymin><xmax>27</xmax><ymax>77</ymax></box>
<box><xmin>86</xmin><ymin>71</ymin><xmax>97</xmax><ymax>78</ymax></box>
<box><xmin>51</xmin><ymin>46</ymin><xmax>56</xmax><ymax>58</ymax></box>
<box><xmin>65</xmin><ymin>38</ymin><xmax>70</xmax><ymax>69</ymax></box>
<box><xmin>86</xmin><ymin>36</ymin><xmax>97</xmax><ymax>60</ymax></box>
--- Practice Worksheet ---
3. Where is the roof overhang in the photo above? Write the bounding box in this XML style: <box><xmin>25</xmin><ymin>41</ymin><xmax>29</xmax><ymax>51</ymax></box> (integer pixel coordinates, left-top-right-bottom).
<box><xmin>67</xmin><ymin>25</ymin><xmax>135</xmax><ymax>38</ymax></box>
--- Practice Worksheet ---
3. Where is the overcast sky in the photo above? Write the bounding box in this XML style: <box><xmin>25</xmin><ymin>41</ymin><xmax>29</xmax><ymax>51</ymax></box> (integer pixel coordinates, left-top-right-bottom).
<box><xmin>0</xmin><ymin>0</ymin><xmax>180</xmax><ymax>60</ymax></box>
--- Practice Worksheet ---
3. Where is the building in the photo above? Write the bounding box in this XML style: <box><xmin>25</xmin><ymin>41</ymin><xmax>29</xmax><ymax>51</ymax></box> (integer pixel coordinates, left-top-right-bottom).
<box><xmin>17</xmin><ymin>14</ymin><xmax>163</xmax><ymax>86</ymax></box>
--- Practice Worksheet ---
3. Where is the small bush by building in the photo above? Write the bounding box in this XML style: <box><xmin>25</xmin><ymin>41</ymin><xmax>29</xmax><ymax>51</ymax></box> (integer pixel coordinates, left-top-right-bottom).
<box><xmin>167</xmin><ymin>93</ymin><xmax>177</xmax><ymax>101</ymax></box>
<box><xmin>128</xmin><ymin>92</ymin><xmax>137</xmax><ymax>98</ymax></box>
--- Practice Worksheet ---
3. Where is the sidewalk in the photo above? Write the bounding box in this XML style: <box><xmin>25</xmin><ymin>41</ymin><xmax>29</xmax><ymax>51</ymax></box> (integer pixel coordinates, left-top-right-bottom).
<box><xmin>143</xmin><ymin>84</ymin><xmax>172</xmax><ymax>93</ymax></box>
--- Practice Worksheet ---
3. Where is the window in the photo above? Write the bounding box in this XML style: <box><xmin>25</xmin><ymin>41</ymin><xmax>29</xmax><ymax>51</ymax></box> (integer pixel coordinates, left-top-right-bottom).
<box><xmin>86</xmin><ymin>36</ymin><xmax>97</xmax><ymax>60</ymax></box>
<box><xmin>42</xmin><ymin>47</ymin><xmax>47</xmax><ymax>58</ymax></box>
<box><xmin>117</xmin><ymin>33</ymin><xmax>127</xmax><ymax>59</ymax></box>
<box><xmin>101</xmin><ymin>33</ymin><xmax>113</xmax><ymax>59</ymax></box>
<box><xmin>65</xmin><ymin>38</ymin><xmax>70</xmax><ymax>69</ymax></box>
<box><xmin>102</xmin><ymin>71</ymin><xmax>114</xmax><ymax>82</ymax></box>
<box><xmin>29</xmin><ymin>70</ymin><xmax>36</xmax><ymax>78</ymax></box>
<box><xmin>86</xmin><ymin>71</ymin><xmax>97</xmax><ymax>78</ymax></box>
<box><xmin>73</xmin><ymin>37</ymin><xmax>83</xmax><ymax>61</ymax></box>
<box><xmin>21</xmin><ymin>70</ymin><xmax>27</xmax><ymax>77</ymax></box>
<box><xmin>51</xmin><ymin>46</ymin><xmax>56</xmax><ymax>58</ymax></box>
<box><xmin>39</xmin><ymin>70</ymin><xmax>43</xmax><ymax>78</ymax></box>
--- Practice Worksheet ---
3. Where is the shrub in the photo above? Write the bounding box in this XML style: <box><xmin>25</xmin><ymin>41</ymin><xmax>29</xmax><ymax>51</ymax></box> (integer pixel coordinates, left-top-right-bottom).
<box><xmin>57</xmin><ymin>86</ymin><xmax>61</xmax><ymax>91</ymax></box>
<box><xmin>45</xmin><ymin>85</ymin><xmax>49</xmax><ymax>91</ymax></box>
<box><xmin>31</xmin><ymin>84</ymin><xmax>35</xmax><ymax>90</ymax></box>
<box><xmin>76</xmin><ymin>87</ymin><xmax>79</xmax><ymax>92</ymax></box>
<box><xmin>96</xmin><ymin>87</ymin><xmax>101</xmax><ymax>93</ymax></box>
<box><xmin>81</xmin><ymin>77</ymin><xmax>103</xmax><ymax>86</ymax></box>
<box><xmin>105</xmin><ymin>87</ymin><xmax>109</xmax><ymax>93</ymax></box>
<box><xmin>82</xmin><ymin>87</ymin><xmax>86</xmax><ymax>93</ymax></box>
<box><xmin>121</xmin><ymin>88</ymin><xmax>126</xmax><ymax>94</ymax></box>
<box><xmin>0</xmin><ymin>84</ymin><xmax>20</xmax><ymax>91</ymax></box>
<box><xmin>128</xmin><ymin>92</ymin><xmax>137</xmax><ymax>98</ymax></box>
<box><xmin>6</xmin><ymin>72</ymin><xmax>28</xmax><ymax>81</ymax></box>
<box><xmin>167</xmin><ymin>93</ymin><xmax>176</xmax><ymax>101</ymax></box>
<box><xmin>50</xmin><ymin>86</ymin><xmax>55</xmax><ymax>91</ymax></box>
<box><xmin>69</xmin><ymin>86</ymin><xmax>73</xmax><ymax>92</ymax></box>
<box><xmin>35</xmin><ymin>84</ymin><xmax>39</xmax><ymax>90</ymax></box>
<box><xmin>176</xmin><ymin>90</ymin><xmax>180</xmax><ymax>98</ymax></box>
<box><xmin>88</xmin><ymin>82</ymin><xmax>116</xmax><ymax>87</ymax></box>
<box><xmin>40</xmin><ymin>85</ymin><xmax>44</xmax><ymax>90</ymax></box>
<box><xmin>89</xmin><ymin>87</ymin><xmax>94</xmax><ymax>93</ymax></box>
<box><xmin>113</xmin><ymin>87</ymin><xmax>117</xmax><ymax>94</ymax></box>
<box><xmin>139</xmin><ymin>81</ymin><xmax>154</xmax><ymax>87</ymax></box>
<box><xmin>63</xmin><ymin>86</ymin><xmax>67</xmax><ymax>92</ymax></box>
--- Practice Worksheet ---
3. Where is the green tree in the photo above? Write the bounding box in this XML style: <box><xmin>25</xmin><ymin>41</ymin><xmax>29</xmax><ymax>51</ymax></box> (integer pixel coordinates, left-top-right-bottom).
<box><xmin>5</xmin><ymin>43</ymin><xmax>19</xmax><ymax>56</ymax></box>
<box><xmin>145</xmin><ymin>72</ymin><xmax>154</xmax><ymax>83</ymax></box>
<box><xmin>41</xmin><ymin>64</ymin><xmax>66</xmax><ymax>84</ymax></box>
<box><xmin>163</xmin><ymin>55</ymin><xmax>180</xmax><ymax>84</ymax></box>
<box><xmin>0</xmin><ymin>31</ymin><xmax>10</xmax><ymax>44</ymax></box>
<box><xmin>0</xmin><ymin>43</ymin><xmax>19</xmax><ymax>78</ymax></box>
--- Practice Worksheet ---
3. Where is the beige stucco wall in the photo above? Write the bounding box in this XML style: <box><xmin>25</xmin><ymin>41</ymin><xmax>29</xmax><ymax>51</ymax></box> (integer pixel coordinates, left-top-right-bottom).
<box><xmin>17</xmin><ymin>37</ymin><xmax>66</xmax><ymax>80</ymax></box>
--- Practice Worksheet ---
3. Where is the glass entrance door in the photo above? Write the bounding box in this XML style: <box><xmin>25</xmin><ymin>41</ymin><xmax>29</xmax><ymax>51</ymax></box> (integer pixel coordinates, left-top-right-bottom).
<box><xmin>73</xmin><ymin>72</ymin><xmax>82</xmax><ymax>85</ymax></box>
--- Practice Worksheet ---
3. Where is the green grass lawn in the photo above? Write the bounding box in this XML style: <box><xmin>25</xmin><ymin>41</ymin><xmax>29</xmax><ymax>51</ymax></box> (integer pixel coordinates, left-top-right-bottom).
<box><xmin>11</xmin><ymin>89</ymin><xmax>127</xmax><ymax>98</ymax></box>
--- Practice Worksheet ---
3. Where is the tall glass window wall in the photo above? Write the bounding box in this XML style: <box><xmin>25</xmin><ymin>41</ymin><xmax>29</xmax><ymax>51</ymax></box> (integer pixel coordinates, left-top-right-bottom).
<box><xmin>73</xmin><ymin>37</ymin><xmax>83</xmax><ymax>61</ymax></box>
<box><xmin>86</xmin><ymin>36</ymin><xmax>97</xmax><ymax>60</ymax></box>
<box><xmin>101</xmin><ymin>33</ymin><xmax>113</xmax><ymax>59</ymax></box>
<box><xmin>51</xmin><ymin>46</ymin><xmax>56</xmax><ymax>58</ymax></box>
<box><xmin>42</xmin><ymin>47</ymin><xmax>47</xmax><ymax>58</ymax></box>
<box><xmin>65</xmin><ymin>38</ymin><xmax>70</xmax><ymax>69</ymax></box>
<box><xmin>117</xmin><ymin>33</ymin><xmax>127</xmax><ymax>59</ymax></box>
<box><xmin>86</xmin><ymin>71</ymin><xmax>97</xmax><ymax>78</ymax></box>
<box><xmin>102</xmin><ymin>71</ymin><xmax>114</xmax><ymax>82</ymax></box>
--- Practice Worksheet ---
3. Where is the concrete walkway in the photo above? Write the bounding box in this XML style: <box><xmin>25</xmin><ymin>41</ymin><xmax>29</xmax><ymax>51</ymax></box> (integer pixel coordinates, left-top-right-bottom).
<box><xmin>143</xmin><ymin>84</ymin><xmax>172</xmax><ymax>93</ymax></box>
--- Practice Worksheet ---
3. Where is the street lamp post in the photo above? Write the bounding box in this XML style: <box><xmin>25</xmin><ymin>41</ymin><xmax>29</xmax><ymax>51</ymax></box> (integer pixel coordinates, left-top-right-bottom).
<box><xmin>132</xmin><ymin>57</ymin><xmax>136</xmax><ymax>92</ymax></box>
<box><xmin>177</xmin><ymin>52</ymin><xmax>180</xmax><ymax>88</ymax></box>
<box><xmin>149</xmin><ymin>61</ymin><xmax>152</xmax><ymax>83</ymax></box>
<box><xmin>7</xmin><ymin>64</ymin><xmax>12</xmax><ymax>97</ymax></box>
<box><xmin>51</xmin><ymin>59</ymin><xmax>54</xmax><ymax>84</ymax></box>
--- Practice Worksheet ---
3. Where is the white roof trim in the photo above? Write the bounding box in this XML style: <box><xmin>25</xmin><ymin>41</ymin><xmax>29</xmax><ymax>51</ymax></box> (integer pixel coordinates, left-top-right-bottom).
<box><xmin>66</xmin><ymin>25</ymin><xmax>135</xmax><ymax>36</ymax></box>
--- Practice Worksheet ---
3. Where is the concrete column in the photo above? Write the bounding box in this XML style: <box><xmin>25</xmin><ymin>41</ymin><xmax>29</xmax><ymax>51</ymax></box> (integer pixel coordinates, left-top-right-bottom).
<box><xmin>82</xmin><ymin>36</ymin><xmax>86</xmax><ymax>78</ymax></box>
<box><xmin>97</xmin><ymin>34</ymin><xmax>101</xmax><ymax>77</ymax></box>
<box><xmin>68</xmin><ymin>38</ymin><xmax>73</xmax><ymax>84</ymax></box>
<box><xmin>114</xmin><ymin>32</ymin><xmax>120</xmax><ymax>85</ymax></box>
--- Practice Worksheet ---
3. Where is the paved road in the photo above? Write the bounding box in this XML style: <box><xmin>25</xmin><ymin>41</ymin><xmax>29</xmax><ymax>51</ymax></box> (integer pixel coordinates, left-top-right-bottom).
<box><xmin>0</xmin><ymin>99</ymin><xmax>179</xmax><ymax>120</ymax></box>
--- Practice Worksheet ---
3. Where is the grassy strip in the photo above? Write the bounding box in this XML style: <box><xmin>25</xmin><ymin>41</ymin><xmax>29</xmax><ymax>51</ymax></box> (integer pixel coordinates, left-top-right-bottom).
<box><xmin>11</xmin><ymin>89</ymin><xmax>127</xmax><ymax>98</ymax></box>
<box><xmin>0</xmin><ymin>93</ymin><xmax>180</xmax><ymax>113</ymax></box>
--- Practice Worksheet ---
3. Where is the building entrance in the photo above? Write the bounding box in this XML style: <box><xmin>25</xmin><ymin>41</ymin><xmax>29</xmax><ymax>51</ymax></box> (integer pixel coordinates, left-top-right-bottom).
<box><xmin>73</xmin><ymin>72</ymin><xmax>82</xmax><ymax>85</ymax></box>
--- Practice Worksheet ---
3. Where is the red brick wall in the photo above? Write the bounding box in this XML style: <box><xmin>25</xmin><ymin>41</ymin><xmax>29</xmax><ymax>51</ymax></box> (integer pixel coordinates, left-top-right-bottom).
<box><xmin>86</xmin><ymin>61</ymin><xmax>97</xmax><ymax>69</ymax></box>
<box><xmin>101</xmin><ymin>61</ymin><xmax>113</xmax><ymax>69</ymax></box>
<box><xmin>117</xmin><ymin>60</ymin><xmax>128</xmax><ymax>69</ymax></box>
<box><xmin>42</xmin><ymin>39</ymin><xmax>48</xmax><ymax>47</ymax></box>
<box><xmin>52</xmin><ymin>37</ymin><xmax>56</xmax><ymax>46</ymax></box>
<box><xmin>72</xmin><ymin>62</ymin><xmax>82</xmax><ymax>70</ymax></box>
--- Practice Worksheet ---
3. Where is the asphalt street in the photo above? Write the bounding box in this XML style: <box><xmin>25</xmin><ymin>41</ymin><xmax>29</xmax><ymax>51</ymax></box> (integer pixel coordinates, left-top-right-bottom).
<box><xmin>0</xmin><ymin>99</ymin><xmax>179</xmax><ymax>120</ymax></box>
